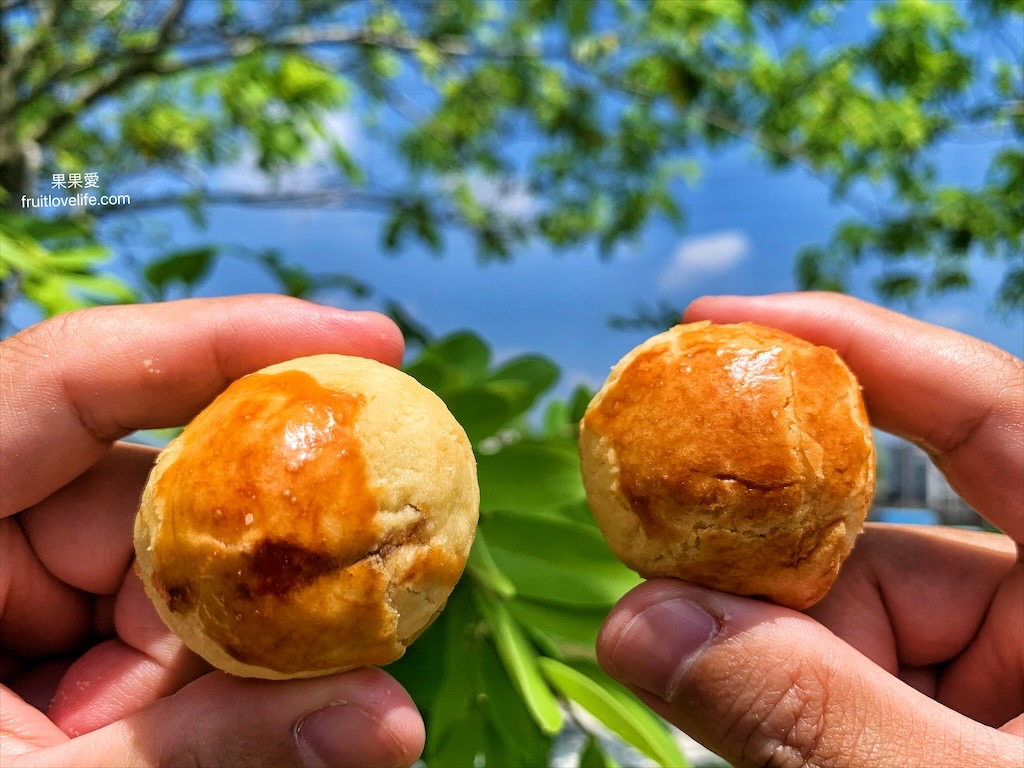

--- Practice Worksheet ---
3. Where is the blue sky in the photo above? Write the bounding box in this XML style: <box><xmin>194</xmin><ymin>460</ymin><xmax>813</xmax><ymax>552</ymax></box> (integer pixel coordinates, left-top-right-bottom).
<box><xmin>9</xmin><ymin>110</ymin><xmax>1020</xmax><ymax>405</ymax></box>
<box><xmin>8</xmin><ymin>2</ymin><xmax>1022</xmax><ymax>403</ymax></box>
<box><xmin>163</xmin><ymin>120</ymin><xmax>1023</xmax><ymax>403</ymax></box>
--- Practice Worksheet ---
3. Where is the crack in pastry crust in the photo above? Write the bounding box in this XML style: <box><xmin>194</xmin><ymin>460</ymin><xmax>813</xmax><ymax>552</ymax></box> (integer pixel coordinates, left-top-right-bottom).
<box><xmin>579</xmin><ymin>321</ymin><xmax>874</xmax><ymax>610</ymax></box>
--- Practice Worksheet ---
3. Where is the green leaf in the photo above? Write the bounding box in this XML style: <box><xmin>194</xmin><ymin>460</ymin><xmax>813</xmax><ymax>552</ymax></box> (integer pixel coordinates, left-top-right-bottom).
<box><xmin>0</xmin><ymin>227</ymin><xmax>40</xmax><ymax>275</ymax></box>
<box><xmin>489</xmin><ymin>354</ymin><xmax>560</xmax><ymax>412</ymax></box>
<box><xmin>563</xmin><ymin>0</ymin><xmax>595</xmax><ymax>36</ymax></box>
<box><xmin>420</xmin><ymin>588</ymin><xmax>481</xmax><ymax>755</ymax></box>
<box><xmin>65</xmin><ymin>272</ymin><xmax>137</xmax><ymax>304</ymax></box>
<box><xmin>507</xmin><ymin>597</ymin><xmax>605</xmax><ymax>650</ymax></box>
<box><xmin>276</xmin><ymin>54</ymin><xmax>345</xmax><ymax>104</ymax></box>
<box><xmin>444</xmin><ymin>385</ymin><xmax>515</xmax><ymax>445</ymax></box>
<box><xmin>26</xmin><ymin>275</ymin><xmax>83</xmax><ymax>316</ymax></box>
<box><xmin>580</xmin><ymin>736</ymin><xmax>622</xmax><ymax>768</ymax></box>
<box><xmin>874</xmin><ymin>271</ymin><xmax>921</xmax><ymax>303</ymax></box>
<box><xmin>539</xmin><ymin>658</ymin><xmax>689</xmax><ymax>768</ymax></box>
<box><xmin>317</xmin><ymin>271</ymin><xmax>372</xmax><ymax>299</ymax></box>
<box><xmin>403</xmin><ymin>331</ymin><xmax>493</xmax><ymax>398</ymax></box>
<box><xmin>402</xmin><ymin>355</ymin><xmax>461</xmax><ymax>395</ymax></box>
<box><xmin>477</xmin><ymin>438</ymin><xmax>585</xmax><ymax>514</ymax></box>
<box><xmin>429</xmin><ymin>331</ymin><xmax>491</xmax><ymax>376</ymax></box>
<box><xmin>474</xmin><ymin>591</ymin><xmax>564</xmax><ymax>735</ymax></box>
<box><xmin>483</xmin><ymin>511</ymin><xmax>640</xmax><ymax>608</ymax></box>
<box><xmin>383</xmin><ymin>594</ymin><xmax>448</xmax><ymax>707</ymax></box>
<box><xmin>541</xmin><ymin>398</ymin><xmax>572</xmax><ymax>437</ymax></box>
<box><xmin>477</xmin><ymin>642</ymin><xmax>552</xmax><ymax>765</ymax></box>
<box><xmin>144</xmin><ymin>247</ymin><xmax>217</xmax><ymax>292</ymax></box>
<box><xmin>385</xmin><ymin>300</ymin><xmax>433</xmax><ymax>348</ymax></box>
<box><xmin>47</xmin><ymin>244</ymin><xmax>110</xmax><ymax>272</ymax></box>
<box><xmin>929</xmin><ymin>267</ymin><xmax>971</xmax><ymax>294</ymax></box>
<box><xmin>414</xmin><ymin>585</ymin><xmax>551</xmax><ymax>767</ymax></box>
<box><xmin>467</xmin><ymin>528</ymin><xmax>517</xmax><ymax>599</ymax></box>
<box><xmin>329</xmin><ymin>140</ymin><xmax>365</xmax><ymax>184</ymax></box>
<box><xmin>12</xmin><ymin>214</ymin><xmax>94</xmax><ymax>242</ymax></box>
<box><xmin>997</xmin><ymin>266</ymin><xmax>1024</xmax><ymax>312</ymax></box>
<box><xmin>275</xmin><ymin>264</ymin><xmax>313</xmax><ymax>298</ymax></box>
<box><xmin>569</xmin><ymin>385</ymin><xmax>594</xmax><ymax>424</ymax></box>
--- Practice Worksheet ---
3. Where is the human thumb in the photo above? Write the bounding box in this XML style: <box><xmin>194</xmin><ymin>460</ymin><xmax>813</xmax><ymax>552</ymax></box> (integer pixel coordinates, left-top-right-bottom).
<box><xmin>13</xmin><ymin>668</ymin><xmax>424</xmax><ymax>768</ymax></box>
<box><xmin>597</xmin><ymin>580</ymin><xmax>1020</xmax><ymax>768</ymax></box>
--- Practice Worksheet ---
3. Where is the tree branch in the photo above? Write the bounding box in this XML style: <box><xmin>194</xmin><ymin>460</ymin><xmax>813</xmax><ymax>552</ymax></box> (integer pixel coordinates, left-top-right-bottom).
<box><xmin>86</xmin><ymin>183</ymin><xmax>498</xmax><ymax>240</ymax></box>
<box><xmin>577</xmin><ymin>60</ymin><xmax>886</xmax><ymax>225</ymax></box>
<box><xmin>28</xmin><ymin>0</ymin><xmax>190</xmax><ymax>145</ymax></box>
<box><xmin>88</xmin><ymin>186</ymin><xmax>401</xmax><ymax>216</ymax></box>
<box><xmin>152</xmin><ymin>22</ymin><xmax>537</xmax><ymax>79</ymax></box>
<box><xmin>15</xmin><ymin>1</ymin><xmax>541</xmax><ymax>145</ymax></box>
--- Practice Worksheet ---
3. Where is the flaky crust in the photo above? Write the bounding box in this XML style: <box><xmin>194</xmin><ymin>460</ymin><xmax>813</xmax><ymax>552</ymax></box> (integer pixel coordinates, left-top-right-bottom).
<box><xmin>134</xmin><ymin>355</ymin><xmax>479</xmax><ymax>679</ymax></box>
<box><xmin>579</xmin><ymin>321</ymin><xmax>874</xmax><ymax>609</ymax></box>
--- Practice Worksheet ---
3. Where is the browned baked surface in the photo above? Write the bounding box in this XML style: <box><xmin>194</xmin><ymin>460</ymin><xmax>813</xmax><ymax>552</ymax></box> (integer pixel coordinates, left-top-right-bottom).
<box><xmin>579</xmin><ymin>321</ymin><xmax>874</xmax><ymax>609</ymax></box>
<box><xmin>135</xmin><ymin>355</ymin><xmax>478</xmax><ymax>678</ymax></box>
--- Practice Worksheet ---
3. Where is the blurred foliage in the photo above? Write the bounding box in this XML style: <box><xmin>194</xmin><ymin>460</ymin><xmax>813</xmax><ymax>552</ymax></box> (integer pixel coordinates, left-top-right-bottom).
<box><xmin>1</xmin><ymin>0</ymin><xmax>1023</xmax><ymax>328</ymax></box>
<box><xmin>0</xmin><ymin>209</ymin><xmax>135</xmax><ymax>314</ymax></box>
<box><xmin>392</xmin><ymin>329</ymin><xmax>687</xmax><ymax>767</ymax></box>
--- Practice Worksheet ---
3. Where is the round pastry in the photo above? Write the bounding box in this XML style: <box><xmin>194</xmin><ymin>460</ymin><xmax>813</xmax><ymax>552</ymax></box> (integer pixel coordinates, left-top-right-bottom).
<box><xmin>134</xmin><ymin>354</ymin><xmax>479</xmax><ymax>679</ymax></box>
<box><xmin>578</xmin><ymin>321</ymin><xmax>874</xmax><ymax>610</ymax></box>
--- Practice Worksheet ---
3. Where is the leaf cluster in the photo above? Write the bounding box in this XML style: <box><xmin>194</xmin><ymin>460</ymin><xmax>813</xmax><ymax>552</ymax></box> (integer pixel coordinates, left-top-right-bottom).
<box><xmin>3</xmin><ymin>0</ymin><xmax>1022</xmax><ymax>323</ymax></box>
<box><xmin>0</xmin><ymin>211</ymin><xmax>135</xmax><ymax>321</ymax></box>
<box><xmin>799</xmin><ymin>147</ymin><xmax>1024</xmax><ymax>313</ymax></box>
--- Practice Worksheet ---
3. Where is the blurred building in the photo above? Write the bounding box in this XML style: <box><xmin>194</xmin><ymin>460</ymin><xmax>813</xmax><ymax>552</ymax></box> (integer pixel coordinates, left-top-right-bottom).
<box><xmin>872</xmin><ymin>436</ymin><xmax>982</xmax><ymax>527</ymax></box>
<box><xmin>925</xmin><ymin>461</ymin><xmax>980</xmax><ymax>527</ymax></box>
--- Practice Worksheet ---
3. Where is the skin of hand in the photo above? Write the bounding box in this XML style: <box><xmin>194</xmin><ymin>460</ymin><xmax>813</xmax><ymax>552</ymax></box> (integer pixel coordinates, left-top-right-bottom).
<box><xmin>0</xmin><ymin>295</ymin><xmax>425</xmax><ymax>768</ymax></box>
<box><xmin>597</xmin><ymin>292</ymin><xmax>1024</xmax><ymax>768</ymax></box>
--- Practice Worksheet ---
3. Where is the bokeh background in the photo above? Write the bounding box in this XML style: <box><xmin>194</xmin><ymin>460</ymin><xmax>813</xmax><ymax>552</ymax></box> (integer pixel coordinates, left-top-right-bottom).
<box><xmin>2</xmin><ymin>1</ymin><xmax>1022</xmax><ymax>766</ymax></box>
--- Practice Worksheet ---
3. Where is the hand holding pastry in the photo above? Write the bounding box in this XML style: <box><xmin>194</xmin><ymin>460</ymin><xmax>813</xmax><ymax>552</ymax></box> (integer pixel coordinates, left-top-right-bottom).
<box><xmin>0</xmin><ymin>296</ymin><xmax>426</xmax><ymax>768</ymax></box>
<box><xmin>596</xmin><ymin>292</ymin><xmax>1023</xmax><ymax>768</ymax></box>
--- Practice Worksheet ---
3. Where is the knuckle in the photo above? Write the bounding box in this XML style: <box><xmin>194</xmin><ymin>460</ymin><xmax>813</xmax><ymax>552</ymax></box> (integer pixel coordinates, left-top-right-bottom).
<box><xmin>722</xmin><ymin>663</ymin><xmax>835</xmax><ymax>768</ymax></box>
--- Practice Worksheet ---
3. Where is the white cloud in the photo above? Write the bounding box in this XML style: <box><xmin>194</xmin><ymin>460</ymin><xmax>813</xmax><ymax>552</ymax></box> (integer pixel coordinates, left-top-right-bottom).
<box><xmin>660</xmin><ymin>230</ymin><xmax>750</xmax><ymax>292</ymax></box>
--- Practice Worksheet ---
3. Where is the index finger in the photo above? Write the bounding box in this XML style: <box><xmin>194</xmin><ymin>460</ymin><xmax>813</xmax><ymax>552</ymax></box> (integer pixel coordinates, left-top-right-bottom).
<box><xmin>0</xmin><ymin>294</ymin><xmax>405</xmax><ymax>517</ymax></box>
<box><xmin>683</xmin><ymin>292</ymin><xmax>1024</xmax><ymax>542</ymax></box>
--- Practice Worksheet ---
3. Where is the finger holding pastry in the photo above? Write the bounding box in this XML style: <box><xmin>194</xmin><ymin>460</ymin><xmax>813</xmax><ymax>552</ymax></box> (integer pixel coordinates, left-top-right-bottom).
<box><xmin>1</xmin><ymin>296</ymin><xmax>437</xmax><ymax>768</ymax></box>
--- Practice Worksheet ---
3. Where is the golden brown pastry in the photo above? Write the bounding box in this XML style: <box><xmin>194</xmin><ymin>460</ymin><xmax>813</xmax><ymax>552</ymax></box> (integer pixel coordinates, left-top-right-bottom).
<box><xmin>579</xmin><ymin>321</ymin><xmax>874</xmax><ymax>610</ymax></box>
<box><xmin>134</xmin><ymin>355</ymin><xmax>479</xmax><ymax>679</ymax></box>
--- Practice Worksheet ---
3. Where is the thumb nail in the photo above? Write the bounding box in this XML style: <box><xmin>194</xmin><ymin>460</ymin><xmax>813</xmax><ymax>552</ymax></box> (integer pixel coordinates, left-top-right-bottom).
<box><xmin>608</xmin><ymin>597</ymin><xmax>720</xmax><ymax>700</ymax></box>
<box><xmin>295</xmin><ymin>702</ymin><xmax>407</xmax><ymax>768</ymax></box>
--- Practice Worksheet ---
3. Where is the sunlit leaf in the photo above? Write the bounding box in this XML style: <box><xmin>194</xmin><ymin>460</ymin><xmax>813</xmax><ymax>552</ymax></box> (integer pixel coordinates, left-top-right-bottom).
<box><xmin>507</xmin><ymin>597</ymin><xmax>605</xmax><ymax>650</ymax></box>
<box><xmin>484</xmin><ymin>511</ymin><xmax>640</xmax><ymax>608</ymax></box>
<box><xmin>444</xmin><ymin>385</ymin><xmax>514</xmax><ymax>445</ymax></box>
<box><xmin>467</xmin><ymin>528</ymin><xmax>517</xmax><ymax>599</ymax></box>
<box><xmin>539</xmin><ymin>658</ymin><xmax>688</xmax><ymax>768</ymax></box>
<box><xmin>475</xmin><ymin>591</ymin><xmax>565</xmax><ymax>735</ymax></box>
<box><xmin>477</xmin><ymin>438</ymin><xmax>584</xmax><ymax>514</ymax></box>
<box><xmin>429</xmin><ymin>331</ymin><xmax>491</xmax><ymax>376</ymax></box>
